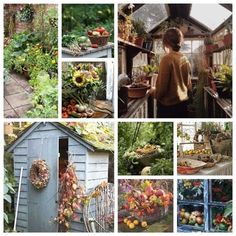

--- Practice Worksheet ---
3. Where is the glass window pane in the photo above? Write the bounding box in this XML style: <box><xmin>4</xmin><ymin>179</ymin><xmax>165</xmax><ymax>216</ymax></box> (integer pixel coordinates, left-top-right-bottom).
<box><xmin>190</xmin><ymin>4</ymin><xmax>232</xmax><ymax>30</ymax></box>
<box><xmin>210</xmin><ymin>206</ymin><xmax>232</xmax><ymax>232</ymax></box>
<box><xmin>178</xmin><ymin>204</ymin><xmax>204</xmax><ymax>230</ymax></box>
<box><xmin>181</xmin><ymin>41</ymin><xmax>191</xmax><ymax>53</ymax></box>
<box><xmin>178</xmin><ymin>179</ymin><xmax>204</xmax><ymax>201</ymax></box>
<box><xmin>132</xmin><ymin>4</ymin><xmax>168</xmax><ymax>32</ymax></box>
<box><xmin>211</xmin><ymin>180</ymin><xmax>232</xmax><ymax>203</ymax></box>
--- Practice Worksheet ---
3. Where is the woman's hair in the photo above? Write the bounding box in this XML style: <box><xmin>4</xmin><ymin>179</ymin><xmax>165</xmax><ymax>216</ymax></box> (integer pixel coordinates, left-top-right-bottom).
<box><xmin>162</xmin><ymin>27</ymin><xmax>184</xmax><ymax>52</ymax></box>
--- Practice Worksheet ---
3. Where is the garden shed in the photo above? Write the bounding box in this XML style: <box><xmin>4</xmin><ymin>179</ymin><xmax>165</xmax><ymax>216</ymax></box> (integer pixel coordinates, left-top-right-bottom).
<box><xmin>6</xmin><ymin>122</ymin><xmax>111</xmax><ymax>232</ymax></box>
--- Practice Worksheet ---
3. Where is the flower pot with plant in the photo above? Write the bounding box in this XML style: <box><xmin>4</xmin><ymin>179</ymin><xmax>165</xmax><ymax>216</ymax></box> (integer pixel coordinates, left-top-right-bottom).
<box><xmin>204</xmin><ymin>36</ymin><xmax>218</xmax><ymax>53</ymax></box>
<box><xmin>132</xmin><ymin>19</ymin><xmax>147</xmax><ymax>47</ymax></box>
<box><xmin>214</xmin><ymin>65</ymin><xmax>232</xmax><ymax>99</ymax></box>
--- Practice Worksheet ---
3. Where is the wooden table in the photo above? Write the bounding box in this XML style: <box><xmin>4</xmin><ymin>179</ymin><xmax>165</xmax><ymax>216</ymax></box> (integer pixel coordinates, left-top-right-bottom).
<box><xmin>204</xmin><ymin>87</ymin><xmax>232</xmax><ymax>118</ymax></box>
<box><xmin>91</xmin><ymin>100</ymin><xmax>113</xmax><ymax>118</ymax></box>
<box><xmin>62</xmin><ymin>43</ymin><xmax>114</xmax><ymax>58</ymax></box>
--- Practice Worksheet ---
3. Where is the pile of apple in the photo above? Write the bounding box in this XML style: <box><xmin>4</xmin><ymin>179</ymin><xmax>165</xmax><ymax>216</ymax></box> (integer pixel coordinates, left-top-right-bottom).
<box><xmin>179</xmin><ymin>208</ymin><xmax>204</xmax><ymax>227</ymax></box>
<box><xmin>183</xmin><ymin>149</ymin><xmax>211</xmax><ymax>156</ymax></box>
<box><xmin>87</xmin><ymin>27</ymin><xmax>110</xmax><ymax>37</ymax></box>
<box><xmin>123</xmin><ymin>218</ymin><xmax>148</xmax><ymax>230</ymax></box>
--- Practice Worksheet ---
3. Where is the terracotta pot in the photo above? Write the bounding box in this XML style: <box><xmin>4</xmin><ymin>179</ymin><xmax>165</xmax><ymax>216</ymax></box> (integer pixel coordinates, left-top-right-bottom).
<box><xmin>205</xmin><ymin>44</ymin><xmax>218</xmax><ymax>53</ymax></box>
<box><xmin>135</xmin><ymin>37</ymin><xmax>144</xmax><ymax>47</ymax></box>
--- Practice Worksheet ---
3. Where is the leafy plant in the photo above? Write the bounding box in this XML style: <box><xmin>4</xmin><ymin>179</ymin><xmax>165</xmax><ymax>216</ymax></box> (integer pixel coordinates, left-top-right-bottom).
<box><xmin>4</xmin><ymin>168</ymin><xmax>15</xmax><ymax>232</ymax></box>
<box><xmin>16</xmin><ymin>4</ymin><xmax>34</xmax><ymax>23</ymax></box>
<box><xmin>62</xmin><ymin>4</ymin><xmax>114</xmax><ymax>42</ymax></box>
<box><xmin>118</xmin><ymin>122</ymin><xmax>173</xmax><ymax>175</ymax></box>
<box><xmin>132</xmin><ymin>18</ymin><xmax>147</xmax><ymax>38</ymax></box>
<box><xmin>27</xmin><ymin>71</ymin><xmax>58</xmax><ymax>118</ymax></box>
<box><xmin>214</xmin><ymin>65</ymin><xmax>232</xmax><ymax>94</ymax></box>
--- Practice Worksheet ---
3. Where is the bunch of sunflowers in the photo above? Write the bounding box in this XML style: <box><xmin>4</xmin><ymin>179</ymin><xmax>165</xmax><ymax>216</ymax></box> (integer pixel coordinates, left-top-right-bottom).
<box><xmin>72</xmin><ymin>63</ymin><xmax>101</xmax><ymax>88</ymax></box>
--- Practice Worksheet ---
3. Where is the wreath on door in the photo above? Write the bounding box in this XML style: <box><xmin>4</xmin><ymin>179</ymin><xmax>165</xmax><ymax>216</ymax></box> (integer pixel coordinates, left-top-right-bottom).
<box><xmin>29</xmin><ymin>159</ymin><xmax>50</xmax><ymax>189</ymax></box>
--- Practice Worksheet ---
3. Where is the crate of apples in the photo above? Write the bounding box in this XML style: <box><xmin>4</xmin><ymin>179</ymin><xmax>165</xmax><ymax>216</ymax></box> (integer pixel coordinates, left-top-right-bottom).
<box><xmin>87</xmin><ymin>27</ymin><xmax>110</xmax><ymax>46</ymax></box>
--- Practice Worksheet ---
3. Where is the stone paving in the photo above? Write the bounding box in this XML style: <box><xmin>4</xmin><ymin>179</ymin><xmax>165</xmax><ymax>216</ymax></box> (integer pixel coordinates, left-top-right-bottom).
<box><xmin>4</xmin><ymin>73</ymin><xmax>33</xmax><ymax>118</ymax></box>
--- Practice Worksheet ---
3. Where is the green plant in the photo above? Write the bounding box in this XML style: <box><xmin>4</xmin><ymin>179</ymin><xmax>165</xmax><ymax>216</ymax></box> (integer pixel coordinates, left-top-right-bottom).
<box><xmin>141</xmin><ymin>65</ymin><xmax>159</xmax><ymax>76</ymax></box>
<box><xmin>62</xmin><ymin>4</ymin><xmax>114</xmax><ymax>42</ymax></box>
<box><xmin>214</xmin><ymin>65</ymin><xmax>232</xmax><ymax>93</ymax></box>
<box><xmin>4</xmin><ymin>168</ymin><xmax>15</xmax><ymax>232</ymax></box>
<box><xmin>132</xmin><ymin>18</ymin><xmax>147</xmax><ymax>38</ymax></box>
<box><xmin>16</xmin><ymin>4</ymin><xmax>34</xmax><ymax>23</ymax></box>
<box><xmin>33</xmin><ymin>5</ymin><xmax>58</xmax><ymax>49</ymax></box>
<box><xmin>204</xmin><ymin>35</ymin><xmax>214</xmax><ymax>45</ymax></box>
<box><xmin>27</xmin><ymin>71</ymin><xmax>58</xmax><ymax>118</ymax></box>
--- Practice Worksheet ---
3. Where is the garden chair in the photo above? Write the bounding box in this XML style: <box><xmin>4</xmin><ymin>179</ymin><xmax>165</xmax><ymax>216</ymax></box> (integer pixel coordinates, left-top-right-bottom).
<box><xmin>83</xmin><ymin>182</ymin><xmax>114</xmax><ymax>232</ymax></box>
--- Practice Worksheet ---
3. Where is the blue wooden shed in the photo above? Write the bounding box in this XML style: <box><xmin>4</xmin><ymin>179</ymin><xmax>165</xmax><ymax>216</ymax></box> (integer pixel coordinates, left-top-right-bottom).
<box><xmin>6</xmin><ymin>122</ymin><xmax>110</xmax><ymax>232</ymax></box>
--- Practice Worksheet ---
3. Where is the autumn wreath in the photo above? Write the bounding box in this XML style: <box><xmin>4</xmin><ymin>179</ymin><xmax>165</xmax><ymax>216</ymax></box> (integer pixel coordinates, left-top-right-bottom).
<box><xmin>29</xmin><ymin>159</ymin><xmax>50</xmax><ymax>189</ymax></box>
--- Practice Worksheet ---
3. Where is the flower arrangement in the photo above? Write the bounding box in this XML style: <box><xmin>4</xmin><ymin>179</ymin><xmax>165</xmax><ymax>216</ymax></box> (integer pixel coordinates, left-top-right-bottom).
<box><xmin>62</xmin><ymin>63</ymin><xmax>105</xmax><ymax>118</ymax></box>
<box><xmin>119</xmin><ymin>180</ymin><xmax>173</xmax><ymax>227</ymax></box>
<box><xmin>17</xmin><ymin>5</ymin><xmax>34</xmax><ymax>23</ymax></box>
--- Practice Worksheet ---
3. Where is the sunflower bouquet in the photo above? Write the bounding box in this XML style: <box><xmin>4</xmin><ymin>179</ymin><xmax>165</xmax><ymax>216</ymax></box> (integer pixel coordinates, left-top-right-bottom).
<box><xmin>62</xmin><ymin>63</ymin><xmax>105</xmax><ymax>118</ymax></box>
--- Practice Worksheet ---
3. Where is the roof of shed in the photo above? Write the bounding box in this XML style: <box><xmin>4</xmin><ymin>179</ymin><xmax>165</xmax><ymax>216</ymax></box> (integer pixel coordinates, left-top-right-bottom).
<box><xmin>120</xmin><ymin>4</ymin><xmax>232</xmax><ymax>35</ymax></box>
<box><xmin>6</xmin><ymin>122</ymin><xmax>111</xmax><ymax>153</ymax></box>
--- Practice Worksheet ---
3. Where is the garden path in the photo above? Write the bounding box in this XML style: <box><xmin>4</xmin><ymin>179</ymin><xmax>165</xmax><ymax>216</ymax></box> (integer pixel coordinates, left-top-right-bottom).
<box><xmin>4</xmin><ymin>73</ymin><xmax>32</xmax><ymax>118</ymax></box>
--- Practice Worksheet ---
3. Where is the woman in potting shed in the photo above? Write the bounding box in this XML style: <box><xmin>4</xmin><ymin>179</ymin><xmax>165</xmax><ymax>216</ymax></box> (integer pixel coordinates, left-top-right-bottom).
<box><xmin>152</xmin><ymin>27</ymin><xmax>192</xmax><ymax>118</ymax></box>
<box><xmin>118</xmin><ymin>4</ymin><xmax>232</xmax><ymax>118</ymax></box>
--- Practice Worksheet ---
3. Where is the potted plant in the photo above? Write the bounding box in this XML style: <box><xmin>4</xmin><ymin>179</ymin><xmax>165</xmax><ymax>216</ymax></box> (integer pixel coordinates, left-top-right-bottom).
<box><xmin>204</xmin><ymin>36</ymin><xmax>218</xmax><ymax>53</ymax></box>
<box><xmin>141</xmin><ymin>65</ymin><xmax>159</xmax><ymax>84</ymax></box>
<box><xmin>214</xmin><ymin>65</ymin><xmax>232</xmax><ymax>99</ymax></box>
<box><xmin>132</xmin><ymin>19</ymin><xmax>147</xmax><ymax>47</ymax></box>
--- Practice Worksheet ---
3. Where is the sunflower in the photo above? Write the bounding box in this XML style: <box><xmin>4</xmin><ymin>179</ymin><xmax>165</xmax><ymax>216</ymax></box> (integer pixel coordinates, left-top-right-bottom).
<box><xmin>72</xmin><ymin>71</ymin><xmax>86</xmax><ymax>87</ymax></box>
<box><xmin>91</xmin><ymin>71</ymin><xmax>99</xmax><ymax>80</ymax></box>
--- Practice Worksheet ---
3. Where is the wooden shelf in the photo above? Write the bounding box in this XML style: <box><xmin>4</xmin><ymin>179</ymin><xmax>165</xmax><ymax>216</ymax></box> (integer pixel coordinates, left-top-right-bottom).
<box><xmin>118</xmin><ymin>38</ymin><xmax>155</xmax><ymax>55</ymax></box>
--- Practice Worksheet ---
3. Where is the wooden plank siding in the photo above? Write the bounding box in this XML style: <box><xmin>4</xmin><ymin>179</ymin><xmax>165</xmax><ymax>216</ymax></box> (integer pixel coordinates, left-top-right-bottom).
<box><xmin>69</xmin><ymin>137</ymin><xmax>87</xmax><ymax>232</ymax></box>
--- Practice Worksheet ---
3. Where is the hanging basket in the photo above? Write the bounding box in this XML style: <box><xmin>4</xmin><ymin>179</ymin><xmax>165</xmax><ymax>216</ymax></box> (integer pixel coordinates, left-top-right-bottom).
<box><xmin>29</xmin><ymin>159</ymin><xmax>50</xmax><ymax>189</ymax></box>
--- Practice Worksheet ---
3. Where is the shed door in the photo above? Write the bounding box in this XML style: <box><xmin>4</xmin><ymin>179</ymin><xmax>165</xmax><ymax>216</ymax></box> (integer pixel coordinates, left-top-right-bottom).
<box><xmin>28</xmin><ymin>137</ymin><xmax>58</xmax><ymax>232</ymax></box>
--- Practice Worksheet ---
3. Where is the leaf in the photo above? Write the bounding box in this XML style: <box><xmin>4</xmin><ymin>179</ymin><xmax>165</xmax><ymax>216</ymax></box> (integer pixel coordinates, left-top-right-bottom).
<box><xmin>4</xmin><ymin>194</ymin><xmax>12</xmax><ymax>204</ymax></box>
<box><xmin>223</xmin><ymin>201</ymin><xmax>232</xmax><ymax>217</ymax></box>
<box><xmin>4</xmin><ymin>212</ymin><xmax>9</xmax><ymax>224</ymax></box>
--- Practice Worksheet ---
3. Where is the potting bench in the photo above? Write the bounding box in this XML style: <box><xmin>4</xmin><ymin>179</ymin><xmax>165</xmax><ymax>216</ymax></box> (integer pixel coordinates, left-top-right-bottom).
<box><xmin>62</xmin><ymin>43</ymin><xmax>114</xmax><ymax>58</ymax></box>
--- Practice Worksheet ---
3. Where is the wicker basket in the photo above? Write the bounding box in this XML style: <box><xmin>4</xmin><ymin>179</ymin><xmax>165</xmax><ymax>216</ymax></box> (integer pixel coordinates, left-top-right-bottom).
<box><xmin>88</xmin><ymin>35</ymin><xmax>110</xmax><ymax>46</ymax></box>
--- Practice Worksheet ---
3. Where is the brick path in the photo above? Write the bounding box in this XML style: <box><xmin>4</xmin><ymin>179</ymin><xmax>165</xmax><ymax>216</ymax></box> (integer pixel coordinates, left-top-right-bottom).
<box><xmin>4</xmin><ymin>73</ymin><xmax>33</xmax><ymax>118</ymax></box>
